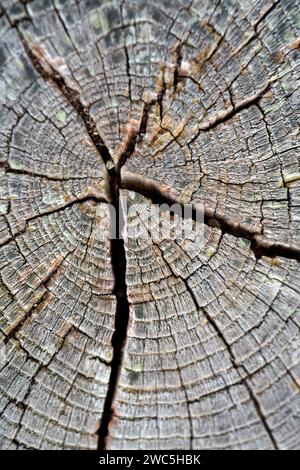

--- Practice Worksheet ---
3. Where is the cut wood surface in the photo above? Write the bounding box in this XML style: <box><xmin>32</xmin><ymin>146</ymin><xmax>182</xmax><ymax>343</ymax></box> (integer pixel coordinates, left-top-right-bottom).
<box><xmin>0</xmin><ymin>0</ymin><xmax>300</xmax><ymax>450</ymax></box>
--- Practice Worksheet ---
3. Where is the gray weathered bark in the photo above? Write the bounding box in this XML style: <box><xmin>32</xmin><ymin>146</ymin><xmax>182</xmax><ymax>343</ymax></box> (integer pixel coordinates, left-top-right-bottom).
<box><xmin>0</xmin><ymin>0</ymin><xmax>300</xmax><ymax>450</ymax></box>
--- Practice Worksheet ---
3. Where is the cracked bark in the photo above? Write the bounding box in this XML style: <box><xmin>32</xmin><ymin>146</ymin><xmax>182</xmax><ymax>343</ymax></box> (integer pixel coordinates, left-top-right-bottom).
<box><xmin>1</xmin><ymin>0</ymin><xmax>300</xmax><ymax>452</ymax></box>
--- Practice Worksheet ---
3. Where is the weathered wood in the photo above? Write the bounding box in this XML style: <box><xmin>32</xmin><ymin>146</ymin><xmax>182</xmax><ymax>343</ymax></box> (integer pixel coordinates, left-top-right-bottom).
<box><xmin>0</xmin><ymin>0</ymin><xmax>300</xmax><ymax>450</ymax></box>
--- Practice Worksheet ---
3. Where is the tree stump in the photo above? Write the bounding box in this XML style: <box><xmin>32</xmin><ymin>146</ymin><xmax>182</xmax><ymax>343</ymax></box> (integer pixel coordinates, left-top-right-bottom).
<box><xmin>0</xmin><ymin>0</ymin><xmax>300</xmax><ymax>450</ymax></box>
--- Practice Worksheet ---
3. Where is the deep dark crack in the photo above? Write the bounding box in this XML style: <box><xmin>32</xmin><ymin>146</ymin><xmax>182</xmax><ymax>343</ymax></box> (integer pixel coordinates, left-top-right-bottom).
<box><xmin>2</xmin><ymin>3</ymin><xmax>299</xmax><ymax>450</ymax></box>
<box><xmin>121</xmin><ymin>171</ymin><xmax>300</xmax><ymax>262</ymax></box>
<box><xmin>20</xmin><ymin>34</ymin><xmax>114</xmax><ymax>171</ymax></box>
<box><xmin>97</xmin><ymin>177</ymin><xmax>130</xmax><ymax>450</ymax></box>
<box><xmin>13</xmin><ymin>23</ymin><xmax>130</xmax><ymax>451</ymax></box>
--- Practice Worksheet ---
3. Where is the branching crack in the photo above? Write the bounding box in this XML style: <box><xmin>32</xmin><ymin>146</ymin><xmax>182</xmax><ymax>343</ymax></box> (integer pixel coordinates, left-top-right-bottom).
<box><xmin>3</xmin><ymin>7</ymin><xmax>298</xmax><ymax>451</ymax></box>
<box><xmin>117</xmin><ymin>90</ymin><xmax>168</xmax><ymax>170</ymax></box>
<box><xmin>231</xmin><ymin>0</ymin><xmax>281</xmax><ymax>57</ymax></box>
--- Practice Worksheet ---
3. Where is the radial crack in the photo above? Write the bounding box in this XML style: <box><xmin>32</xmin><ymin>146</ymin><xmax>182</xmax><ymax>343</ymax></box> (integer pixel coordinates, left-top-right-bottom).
<box><xmin>98</xmin><ymin>194</ymin><xmax>130</xmax><ymax>450</ymax></box>
<box><xmin>150</xmin><ymin>230</ymin><xmax>278</xmax><ymax>448</ymax></box>
<box><xmin>3</xmin><ymin>247</ymin><xmax>74</xmax><ymax>342</ymax></box>
<box><xmin>97</xmin><ymin>181</ymin><xmax>130</xmax><ymax>450</ymax></box>
<box><xmin>117</xmin><ymin>98</ymin><xmax>157</xmax><ymax>170</ymax></box>
<box><xmin>199</xmin><ymin>307</ymin><xmax>279</xmax><ymax>449</ymax></box>
<box><xmin>121</xmin><ymin>171</ymin><xmax>300</xmax><ymax>262</ymax></box>
<box><xmin>173</xmin><ymin>42</ymin><xmax>183</xmax><ymax>93</ymax></box>
<box><xmin>195</xmin><ymin>82</ymin><xmax>271</xmax><ymax>134</ymax></box>
<box><xmin>17</xmin><ymin>30</ymin><xmax>114</xmax><ymax>171</ymax></box>
<box><xmin>0</xmin><ymin>162</ymin><xmax>100</xmax><ymax>182</ymax></box>
<box><xmin>2</xmin><ymin>2</ymin><xmax>297</xmax><ymax>451</ymax></box>
<box><xmin>11</xmin><ymin>19</ymin><xmax>132</xmax><ymax>451</ymax></box>
<box><xmin>0</xmin><ymin>195</ymin><xmax>105</xmax><ymax>249</ymax></box>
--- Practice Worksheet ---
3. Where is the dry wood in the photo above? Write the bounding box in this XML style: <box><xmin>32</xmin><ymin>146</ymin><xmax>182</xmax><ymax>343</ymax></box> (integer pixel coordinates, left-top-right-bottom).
<box><xmin>0</xmin><ymin>0</ymin><xmax>300</xmax><ymax>450</ymax></box>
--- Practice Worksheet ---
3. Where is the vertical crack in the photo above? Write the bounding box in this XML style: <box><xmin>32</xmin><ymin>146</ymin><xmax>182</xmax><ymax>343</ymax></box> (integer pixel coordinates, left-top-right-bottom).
<box><xmin>117</xmin><ymin>98</ymin><xmax>156</xmax><ymax>170</ymax></box>
<box><xmin>157</xmin><ymin>66</ymin><xmax>167</xmax><ymax>123</ymax></box>
<box><xmin>97</xmin><ymin>181</ymin><xmax>130</xmax><ymax>450</ymax></box>
<box><xmin>124</xmin><ymin>45</ymin><xmax>132</xmax><ymax>102</ymax></box>
<box><xmin>10</xmin><ymin>19</ymin><xmax>131</xmax><ymax>451</ymax></box>
<box><xmin>52</xmin><ymin>0</ymin><xmax>81</xmax><ymax>57</ymax></box>
<box><xmin>173</xmin><ymin>42</ymin><xmax>183</xmax><ymax>93</ymax></box>
<box><xmin>5</xmin><ymin>5</ymin><xmax>297</xmax><ymax>451</ymax></box>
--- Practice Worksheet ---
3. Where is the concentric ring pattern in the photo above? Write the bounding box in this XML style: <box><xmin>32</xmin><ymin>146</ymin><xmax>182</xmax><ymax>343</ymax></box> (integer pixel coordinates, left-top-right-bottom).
<box><xmin>0</xmin><ymin>0</ymin><xmax>300</xmax><ymax>450</ymax></box>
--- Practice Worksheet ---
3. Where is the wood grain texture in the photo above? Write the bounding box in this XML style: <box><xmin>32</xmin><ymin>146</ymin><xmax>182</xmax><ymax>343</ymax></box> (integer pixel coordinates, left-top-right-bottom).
<box><xmin>0</xmin><ymin>0</ymin><xmax>300</xmax><ymax>450</ymax></box>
